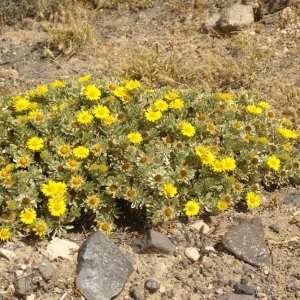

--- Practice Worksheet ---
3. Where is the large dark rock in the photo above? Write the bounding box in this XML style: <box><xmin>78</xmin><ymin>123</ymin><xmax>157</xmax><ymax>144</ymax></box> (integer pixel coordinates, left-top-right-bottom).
<box><xmin>131</xmin><ymin>229</ymin><xmax>176</xmax><ymax>254</ymax></box>
<box><xmin>76</xmin><ymin>231</ymin><xmax>134</xmax><ymax>300</ymax></box>
<box><xmin>222</xmin><ymin>217</ymin><xmax>269</xmax><ymax>267</ymax></box>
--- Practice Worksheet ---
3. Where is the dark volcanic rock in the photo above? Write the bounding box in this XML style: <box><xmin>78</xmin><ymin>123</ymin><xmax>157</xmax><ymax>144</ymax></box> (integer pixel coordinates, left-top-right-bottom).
<box><xmin>234</xmin><ymin>283</ymin><xmax>256</xmax><ymax>295</ymax></box>
<box><xmin>76</xmin><ymin>231</ymin><xmax>134</xmax><ymax>300</ymax></box>
<box><xmin>131</xmin><ymin>229</ymin><xmax>176</xmax><ymax>254</ymax></box>
<box><xmin>222</xmin><ymin>217</ymin><xmax>269</xmax><ymax>267</ymax></box>
<box><xmin>14</xmin><ymin>277</ymin><xmax>33</xmax><ymax>297</ymax></box>
<box><xmin>37</xmin><ymin>259</ymin><xmax>56</xmax><ymax>281</ymax></box>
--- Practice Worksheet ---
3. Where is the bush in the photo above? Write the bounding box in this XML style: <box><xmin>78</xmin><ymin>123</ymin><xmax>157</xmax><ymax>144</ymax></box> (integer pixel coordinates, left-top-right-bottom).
<box><xmin>0</xmin><ymin>76</ymin><xmax>299</xmax><ymax>241</ymax></box>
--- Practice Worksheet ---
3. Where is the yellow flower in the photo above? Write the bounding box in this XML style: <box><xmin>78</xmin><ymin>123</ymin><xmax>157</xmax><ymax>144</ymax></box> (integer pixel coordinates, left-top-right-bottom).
<box><xmin>35</xmin><ymin>85</ymin><xmax>49</xmax><ymax>96</ymax></box>
<box><xmin>127</xmin><ymin>132</ymin><xmax>143</xmax><ymax>144</ymax></box>
<box><xmin>41</xmin><ymin>180</ymin><xmax>67</xmax><ymax>197</ymax></box>
<box><xmin>180</xmin><ymin>122</ymin><xmax>196</xmax><ymax>137</ymax></box>
<box><xmin>195</xmin><ymin>145</ymin><xmax>209</xmax><ymax>157</ymax></box>
<box><xmin>91</xmin><ymin>144</ymin><xmax>102</xmax><ymax>156</ymax></box>
<box><xmin>277</xmin><ymin>127</ymin><xmax>298</xmax><ymax>139</ymax></box>
<box><xmin>103</xmin><ymin>115</ymin><xmax>116</xmax><ymax>125</ymax></box>
<box><xmin>48</xmin><ymin>198</ymin><xmax>66</xmax><ymax>216</ymax></box>
<box><xmin>20</xmin><ymin>209</ymin><xmax>37</xmax><ymax>225</ymax></box>
<box><xmin>26</xmin><ymin>90</ymin><xmax>36</xmax><ymax>98</ymax></box>
<box><xmin>86</xmin><ymin>195</ymin><xmax>101</xmax><ymax>210</ymax></box>
<box><xmin>214</xmin><ymin>93</ymin><xmax>234</xmax><ymax>102</ymax></box>
<box><xmin>14</xmin><ymin>97</ymin><xmax>30</xmax><ymax>112</ymax></box>
<box><xmin>51</xmin><ymin>80</ymin><xmax>66</xmax><ymax>88</ymax></box>
<box><xmin>7</xmin><ymin>201</ymin><xmax>18</xmax><ymax>211</ymax></box>
<box><xmin>169</xmin><ymin>98</ymin><xmax>184</xmax><ymax>110</ymax></box>
<box><xmin>258</xmin><ymin>137</ymin><xmax>268</xmax><ymax>144</ymax></box>
<box><xmin>69</xmin><ymin>176</ymin><xmax>84</xmax><ymax>190</ymax></box>
<box><xmin>27</xmin><ymin>137</ymin><xmax>44</xmax><ymax>151</ymax></box>
<box><xmin>113</xmin><ymin>87</ymin><xmax>130</xmax><ymax>101</ymax></box>
<box><xmin>92</xmin><ymin>105</ymin><xmax>110</xmax><ymax>119</ymax></box>
<box><xmin>124</xmin><ymin>79</ymin><xmax>141</xmax><ymax>90</ymax></box>
<box><xmin>99</xmin><ymin>221</ymin><xmax>113</xmax><ymax>233</ymax></box>
<box><xmin>41</xmin><ymin>180</ymin><xmax>57</xmax><ymax>197</ymax></box>
<box><xmin>217</xmin><ymin>200</ymin><xmax>229</xmax><ymax>211</ymax></box>
<box><xmin>28</xmin><ymin>100</ymin><xmax>38</xmax><ymax>109</ymax></box>
<box><xmin>32</xmin><ymin>219</ymin><xmax>47</xmax><ymax>237</ymax></box>
<box><xmin>283</xmin><ymin>142</ymin><xmax>292</xmax><ymax>152</ymax></box>
<box><xmin>78</xmin><ymin>74</ymin><xmax>91</xmax><ymax>82</ymax></box>
<box><xmin>154</xmin><ymin>99</ymin><xmax>169</xmax><ymax>111</ymax></box>
<box><xmin>281</xmin><ymin>117</ymin><xmax>292</xmax><ymax>126</ymax></box>
<box><xmin>145</xmin><ymin>107</ymin><xmax>162</xmax><ymax>122</ymax></box>
<box><xmin>163</xmin><ymin>207</ymin><xmax>174</xmax><ymax>219</ymax></box>
<box><xmin>73</xmin><ymin>146</ymin><xmax>89</xmax><ymax>159</ymax></box>
<box><xmin>221</xmin><ymin>157</ymin><xmax>236</xmax><ymax>171</ymax></box>
<box><xmin>84</xmin><ymin>84</ymin><xmax>101</xmax><ymax>100</ymax></box>
<box><xmin>232</xmin><ymin>122</ymin><xmax>242</xmax><ymax>130</ymax></box>
<box><xmin>246</xmin><ymin>105</ymin><xmax>262</xmax><ymax>114</ymax></box>
<box><xmin>65</xmin><ymin>159</ymin><xmax>81</xmax><ymax>171</ymax></box>
<box><xmin>15</xmin><ymin>155</ymin><xmax>31</xmax><ymax>168</ymax></box>
<box><xmin>267</xmin><ymin>155</ymin><xmax>280</xmax><ymax>171</ymax></box>
<box><xmin>57</xmin><ymin>144</ymin><xmax>71</xmax><ymax>158</ymax></box>
<box><xmin>258</xmin><ymin>101</ymin><xmax>270</xmax><ymax>109</ymax></box>
<box><xmin>163</xmin><ymin>183</ymin><xmax>177</xmax><ymax>198</ymax></box>
<box><xmin>99</xmin><ymin>164</ymin><xmax>109</xmax><ymax>172</ymax></box>
<box><xmin>164</xmin><ymin>90</ymin><xmax>179</xmax><ymax>100</ymax></box>
<box><xmin>52</xmin><ymin>104</ymin><xmax>64</xmax><ymax>111</ymax></box>
<box><xmin>76</xmin><ymin>110</ymin><xmax>94</xmax><ymax>124</ymax></box>
<box><xmin>0</xmin><ymin>227</ymin><xmax>10</xmax><ymax>241</ymax></box>
<box><xmin>246</xmin><ymin>191</ymin><xmax>261</xmax><ymax>208</ymax></box>
<box><xmin>5</xmin><ymin>163</ymin><xmax>14</xmax><ymax>172</ymax></box>
<box><xmin>0</xmin><ymin>168</ymin><xmax>10</xmax><ymax>179</ymax></box>
<box><xmin>201</xmin><ymin>151</ymin><xmax>216</xmax><ymax>166</ymax></box>
<box><xmin>207</xmin><ymin>123</ymin><xmax>216</xmax><ymax>133</ymax></box>
<box><xmin>55</xmin><ymin>182</ymin><xmax>68</xmax><ymax>195</ymax></box>
<box><xmin>212</xmin><ymin>160</ymin><xmax>223</xmax><ymax>173</ymax></box>
<box><xmin>184</xmin><ymin>200</ymin><xmax>200</xmax><ymax>217</ymax></box>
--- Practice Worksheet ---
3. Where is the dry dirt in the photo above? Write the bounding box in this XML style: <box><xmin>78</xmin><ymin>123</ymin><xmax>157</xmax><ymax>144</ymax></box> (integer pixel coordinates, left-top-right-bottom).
<box><xmin>0</xmin><ymin>1</ymin><xmax>300</xmax><ymax>300</ymax></box>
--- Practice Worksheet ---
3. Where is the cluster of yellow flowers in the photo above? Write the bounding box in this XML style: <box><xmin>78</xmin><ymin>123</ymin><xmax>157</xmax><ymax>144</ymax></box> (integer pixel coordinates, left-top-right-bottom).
<box><xmin>0</xmin><ymin>75</ymin><xmax>300</xmax><ymax>242</ymax></box>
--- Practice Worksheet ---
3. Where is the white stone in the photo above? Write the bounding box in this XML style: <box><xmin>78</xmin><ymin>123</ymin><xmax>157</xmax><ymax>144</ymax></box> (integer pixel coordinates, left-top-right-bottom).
<box><xmin>0</xmin><ymin>248</ymin><xmax>17</xmax><ymax>261</ymax></box>
<box><xmin>184</xmin><ymin>247</ymin><xmax>200</xmax><ymax>262</ymax></box>
<box><xmin>189</xmin><ymin>220</ymin><xmax>210</xmax><ymax>234</ymax></box>
<box><xmin>26</xmin><ymin>294</ymin><xmax>36</xmax><ymax>300</ymax></box>
<box><xmin>205</xmin><ymin>13</ymin><xmax>221</xmax><ymax>27</ymax></box>
<box><xmin>43</xmin><ymin>237</ymin><xmax>79</xmax><ymax>261</ymax></box>
<box><xmin>15</xmin><ymin>270</ymin><xmax>23</xmax><ymax>277</ymax></box>
<box><xmin>204</xmin><ymin>245</ymin><xmax>217</xmax><ymax>253</ymax></box>
<box><xmin>219</xmin><ymin>4</ymin><xmax>254</xmax><ymax>32</ymax></box>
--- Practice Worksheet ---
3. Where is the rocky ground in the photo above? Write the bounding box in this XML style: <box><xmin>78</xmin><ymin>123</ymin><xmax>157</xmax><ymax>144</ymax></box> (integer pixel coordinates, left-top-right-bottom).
<box><xmin>0</xmin><ymin>1</ymin><xmax>300</xmax><ymax>299</ymax></box>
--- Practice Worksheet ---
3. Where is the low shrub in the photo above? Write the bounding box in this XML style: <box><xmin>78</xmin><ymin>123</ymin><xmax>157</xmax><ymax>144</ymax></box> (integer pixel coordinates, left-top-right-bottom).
<box><xmin>0</xmin><ymin>76</ymin><xmax>299</xmax><ymax>241</ymax></box>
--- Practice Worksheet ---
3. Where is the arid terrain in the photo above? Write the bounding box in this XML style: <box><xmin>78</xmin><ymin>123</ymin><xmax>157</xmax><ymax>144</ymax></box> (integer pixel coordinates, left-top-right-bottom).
<box><xmin>0</xmin><ymin>1</ymin><xmax>300</xmax><ymax>299</ymax></box>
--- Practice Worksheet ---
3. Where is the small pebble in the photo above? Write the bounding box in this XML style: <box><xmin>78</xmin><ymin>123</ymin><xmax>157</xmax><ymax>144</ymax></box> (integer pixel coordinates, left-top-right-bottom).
<box><xmin>184</xmin><ymin>247</ymin><xmax>200</xmax><ymax>262</ymax></box>
<box><xmin>144</xmin><ymin>279</ymin><xmax>160</xmax><ymax>293</ymax></box>
<box><xmin>241</xmin><ymin>275</ymin><xmax>250</xmax><ymax>284</ymax></box>
<box><xmin>189</xmin><ymin>220</ymin><xmax>210</xmax><ymax>234</ymax></box>
<box><xmin>269</xmin><ymin>223</ymin><xmax>282</xmax><ymax>233</ymax></box>
<box><xmin>234</xmin><ymin>283</ymin><xmax>256</xmax><ymax>295</ymax></box>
